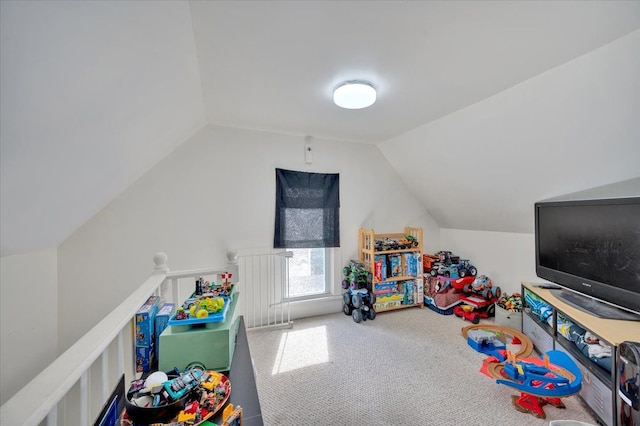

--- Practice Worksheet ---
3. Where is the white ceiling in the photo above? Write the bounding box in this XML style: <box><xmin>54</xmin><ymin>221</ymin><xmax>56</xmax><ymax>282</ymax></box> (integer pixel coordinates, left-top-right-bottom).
<box><xmin>2</xmin><ymin>1</ymin><xmax>640</xmax><ymax>255</ymax></box>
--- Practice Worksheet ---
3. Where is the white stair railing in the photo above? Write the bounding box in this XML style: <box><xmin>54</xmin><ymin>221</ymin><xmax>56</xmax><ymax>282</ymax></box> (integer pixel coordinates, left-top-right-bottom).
<box><xmin>236</xmin><ymin>248</ymin><xmax>293</xmax><ymax>330</ymax></box>
<box><xmin>0</xmin><ymin>252</ymin><xmax>237</xmax><ymax>426</ymax></box>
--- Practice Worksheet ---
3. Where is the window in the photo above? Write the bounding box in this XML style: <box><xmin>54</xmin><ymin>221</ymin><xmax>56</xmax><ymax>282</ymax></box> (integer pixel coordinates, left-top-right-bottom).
<box><xmin>287</xmin><ymin>248</ymin><xmax>330</xmax><ymax>298</ymax></box>
<box><xmin>274</xmin><ymin>168</ymin><xmax>339</xmax><ymax>299</ymax></box>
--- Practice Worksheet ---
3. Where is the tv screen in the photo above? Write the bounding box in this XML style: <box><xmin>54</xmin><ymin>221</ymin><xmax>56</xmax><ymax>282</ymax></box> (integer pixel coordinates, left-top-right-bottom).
<box><xmin>535</xmin><ymin>197</ymin><xmax>640</xmax><ymax>316</ymax></box>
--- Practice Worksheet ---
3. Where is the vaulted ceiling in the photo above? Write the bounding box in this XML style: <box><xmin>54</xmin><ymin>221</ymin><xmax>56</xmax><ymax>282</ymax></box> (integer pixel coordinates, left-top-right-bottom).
<box><xmin>2</xmin><ymin>1</ymin><xmax>640</xmax><ymax>255</ymax></box>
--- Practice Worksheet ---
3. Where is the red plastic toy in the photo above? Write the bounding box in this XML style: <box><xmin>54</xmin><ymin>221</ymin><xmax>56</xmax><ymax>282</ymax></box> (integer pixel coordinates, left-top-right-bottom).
<box><xmin>454</xmin><ymin>294</ymin><xmax>497</xmax><ymax>324</ymax></box>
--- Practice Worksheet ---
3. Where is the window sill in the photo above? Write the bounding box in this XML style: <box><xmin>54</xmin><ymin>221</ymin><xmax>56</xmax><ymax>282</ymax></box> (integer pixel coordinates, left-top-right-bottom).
<box><xmin>283</xmin><ymin>293</ymin><xmax>340</xmax><ymax>304</ymax></box>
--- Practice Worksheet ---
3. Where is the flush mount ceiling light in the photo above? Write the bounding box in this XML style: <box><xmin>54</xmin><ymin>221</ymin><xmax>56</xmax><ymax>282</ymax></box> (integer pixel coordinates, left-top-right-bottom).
<box><xmin>333</xmin><ymin>81</ymin><xmax>376</xmax><ymax>109</ymax></box>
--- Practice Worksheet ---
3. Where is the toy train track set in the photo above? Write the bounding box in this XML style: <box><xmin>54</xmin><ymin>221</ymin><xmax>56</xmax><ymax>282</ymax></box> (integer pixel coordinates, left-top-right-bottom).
<box><xmin>486</xmin><ymin>350</ymin><xmax>582</xmax><ymax>419</ymax></box>
<box><xmin>462</xmin><ymin>324</ymin><xmax>582</xmax><ymax>419</ymax></box>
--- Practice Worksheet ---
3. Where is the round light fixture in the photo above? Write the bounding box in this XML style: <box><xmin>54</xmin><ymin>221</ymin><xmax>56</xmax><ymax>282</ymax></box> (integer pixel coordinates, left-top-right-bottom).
<box><xmin>333</xmin><ymin>81</ymin><xmax>376</xmax><ymax>109</ymax></box>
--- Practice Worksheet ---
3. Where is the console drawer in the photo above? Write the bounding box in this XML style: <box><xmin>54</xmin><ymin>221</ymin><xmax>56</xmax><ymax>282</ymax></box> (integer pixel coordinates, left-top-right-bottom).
<box><xmin>555</xmin><ymin>344</ymin><xmax>613</xmax><ymax>426</ymax></box>
<box><xmin>522</xmin><ymin>313</ymin><xmax>554</xmax><ymax>354</ymax></box>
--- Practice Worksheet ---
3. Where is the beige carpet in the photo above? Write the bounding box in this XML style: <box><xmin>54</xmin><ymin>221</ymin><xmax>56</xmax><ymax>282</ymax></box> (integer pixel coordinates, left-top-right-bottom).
<box><xmin>247</xmin><ymin>307</ymin><xmax>600</xmax><ymax>425</ymax></box>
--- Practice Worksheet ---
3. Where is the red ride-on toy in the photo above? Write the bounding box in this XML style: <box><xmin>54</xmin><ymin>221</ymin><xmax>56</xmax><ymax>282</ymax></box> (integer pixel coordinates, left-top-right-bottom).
<box><xmin>454</xmin><ymin>288</ymin><xmax>498</xmax><ymax>324</ymax></box>
<box><xmin>453</xmin><ymin>302</ymin><xmax>496</xmax><ymax>324</ymax></box>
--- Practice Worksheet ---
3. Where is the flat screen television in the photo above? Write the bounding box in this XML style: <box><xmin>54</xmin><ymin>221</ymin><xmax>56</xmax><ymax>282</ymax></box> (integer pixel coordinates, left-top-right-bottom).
<box><xmin>535</xmin><ymin>197</ymin><xmax>640</xmax><ymax>320</ymax></box>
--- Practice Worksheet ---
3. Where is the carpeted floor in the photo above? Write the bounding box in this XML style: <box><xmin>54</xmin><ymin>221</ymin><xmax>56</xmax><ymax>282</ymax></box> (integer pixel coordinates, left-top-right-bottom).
<box><xmin>246</xmin><ymin>307</ymin><xmax>600</xmax><ymax>425</ymax></box>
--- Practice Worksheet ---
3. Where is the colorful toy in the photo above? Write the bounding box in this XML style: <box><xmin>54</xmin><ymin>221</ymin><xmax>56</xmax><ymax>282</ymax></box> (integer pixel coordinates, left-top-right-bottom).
<box><xmin>221</xmin><ymin>404</ymin><xmax>243</xmax><ymax>426</ymax></box>
<box><xmin>486</xmin><ymin>350</ymin><xmax>582</xmax><ymax>419</ymax></box>
<box><xmin>435</xmin><ymin>250</ymin><xmax>459</xmax><ymax>264</ymax></box>
<box><xmin>343</xmin><ymin>288</ymin><xmax>376</xmax><ymax>323</ymax></box>
<box><xmin>462</xmin><ymin>324</ymin><xmax>534</xmax><ymax>359</ymax></box>
<box><xmin>463</xmin><ymin>274</ymin><xmax>501</xmax><ymax>300</ymax></box>
<box><xmin>397</xmin><ymin>235</ymin><xmax>419</xmax><ymax>249</ymax></box>
<box><xmin>220</xmin><ymin>272</ymin><xmax>233</xmax><ymax>286</ymax></box>
<box><xmin>454</xmin><ymin>301</ymin><xmax>494</xmax><ymax>324</ymax></box>
<box><xmin>422</xmin><ymin>253</ymin><xmax>440</xmax><ymax>273</ymax></box>
<box><xmin>123</xmin><ymin>368</ymin><xmax>231</xmax><ymax>425</ymax></box>
<box><xmin>467</xmin><ymin>329</ymin><xmax>506</xmax><ymax>358</ymax></box>
<box><xmin>452</xmin><ymin>259</ymin><xmax>477</xmax><ymax>277</ymax></box>
<box><xmin>341</xmin><ymin>260</ymin><xmax>371</xmax><ymax>290</ymax></box>
<box><xmin>186</xmin><ymin>296</ymin><xmax>225</xmax><ymax>319</ymax></box>
<box><xmin>342</xmin><ymin>260</ymin><xmax>376</xmax><ymax>323</ymax></box>
<box><xmin>427</xmin><ymin>250</ymin><xmax>476</xmax><ymax>278</ymax></box>
<box><xmin>375</xmin><ymin>235</ymin><xmax>419</xmax><ymax>251</ymax></box>
<box><xmin>498</xmin><ymin>292</ymin><xmax>523</xmax><ymax>312</ymax></box>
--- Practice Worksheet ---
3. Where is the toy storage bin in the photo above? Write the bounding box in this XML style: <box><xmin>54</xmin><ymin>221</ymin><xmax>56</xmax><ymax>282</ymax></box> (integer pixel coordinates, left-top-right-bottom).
<box><xmin>494</xmin><ymin>304</ymin><xmax>522</xmax><ymax>332</ymax></box>
<box><xmin>158</xmin><ymin>294</ymin><xmax>240</xmax><ymax>372</ymax></box>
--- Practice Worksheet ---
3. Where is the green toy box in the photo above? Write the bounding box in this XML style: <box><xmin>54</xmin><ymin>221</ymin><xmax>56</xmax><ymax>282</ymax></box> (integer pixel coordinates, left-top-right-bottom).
<box><xmin>158</xmin><ymin>294</ymin><xmax>240</xmax><ymax>372</ymax></box>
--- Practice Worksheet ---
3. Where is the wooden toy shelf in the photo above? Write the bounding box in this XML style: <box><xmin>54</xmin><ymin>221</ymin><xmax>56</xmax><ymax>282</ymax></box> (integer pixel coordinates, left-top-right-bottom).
<box><xmin>358</xmin><ymin>227</ymin><xmax>424</xmax><ymax>313</ymax></box>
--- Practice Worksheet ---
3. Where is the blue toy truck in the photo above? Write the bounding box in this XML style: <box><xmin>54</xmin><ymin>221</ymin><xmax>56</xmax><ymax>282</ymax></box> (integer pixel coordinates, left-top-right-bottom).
<box><xmin>342</xmin><ymin>260</ymin><xmax>376</xmax><ymax>323</ymax></box>
<box><xmin>343</xmin><ymin>288</ymin><xmax>377</xmax><ymax>323</ymax></box>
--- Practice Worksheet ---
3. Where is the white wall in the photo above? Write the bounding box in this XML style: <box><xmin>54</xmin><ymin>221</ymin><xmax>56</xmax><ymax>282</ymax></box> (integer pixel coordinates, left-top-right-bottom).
<box><xmin>57</xmin><ymin>125</ymin><xmax>439</xmax><ymax>352</ymax></box>
<box><xmin>379</xmin><ymin>30</ymin><xmax>640</xmax><ymax>234</ymax></box>
<box><xmin>0</xmin><ymin>249</ymin><xmax>58</xmax><ymax>405</ymax></box>
<box><xmin>0</xmin><ymin>0</ymin><xmax>206</xmax><ymax>256</ymax></box>
<box><xmin>439</xmin><ymin>229</ymin><xmax>540</xmax><ymax>296</ymax></box>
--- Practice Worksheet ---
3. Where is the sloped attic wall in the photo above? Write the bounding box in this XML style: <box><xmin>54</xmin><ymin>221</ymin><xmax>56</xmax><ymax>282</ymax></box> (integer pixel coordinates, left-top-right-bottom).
<box><xmin>0</xmin><ymin>249</ymin><xmax>57</xmax><ymax>405</ymax></box>
<box><xmin>378</xmin><ymin>30</ymin><xmax>640</xmax><ymax>294</ymax></box>
<box><xmin>380</xmin><ymin>30</ymin><xmax>640</xmax><ymax>234</ymax></box>
<box><xmin>56</xmin><ymin>125</ymin><xmax>439</xmax><ymax>352</ymax></box>
<box><xmin>0</xmin><ymin>0</ymin><xmax>206</xmax><ymax>256</ymax></box>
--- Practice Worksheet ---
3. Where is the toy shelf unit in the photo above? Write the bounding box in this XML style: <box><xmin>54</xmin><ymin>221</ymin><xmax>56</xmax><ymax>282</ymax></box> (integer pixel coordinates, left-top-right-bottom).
<box><xmin>358</xmin><ymin>227</ymin><xmax>424</xmax><ymax>313</ymax></box>
<box><xmin>521</xmin><ymin>282</ymin><xmax>640</xmax><ymax>426</ymax></box>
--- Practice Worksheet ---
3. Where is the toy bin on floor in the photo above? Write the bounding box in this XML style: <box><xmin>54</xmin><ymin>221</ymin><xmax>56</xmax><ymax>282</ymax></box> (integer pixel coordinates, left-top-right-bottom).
<box><xmin>158</xmin><ymin>293</ymin><xmax>240</xmax><ymax>372</ymax></box>
<box><xmin>495</xmin><ymin>304</ymin><xmax>522</xmax><ymax>332</ymax></box>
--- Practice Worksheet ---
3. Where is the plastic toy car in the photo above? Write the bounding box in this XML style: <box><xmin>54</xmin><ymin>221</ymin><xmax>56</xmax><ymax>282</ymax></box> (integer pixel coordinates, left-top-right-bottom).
<box><xmin>463</xmin><ymin>274</ymin><xmax>501</xmax><ymax>300</ymax></box>
<box><xmin>454</xmin><ymin>302</ymin><xmax>496</xmax><ymax>324</ymax></box>
<box><xmin>435</xmin><ymin>250</ymin><xmax>460</xmax><ymax>265</ymax></box>
<box><xmin>342</xmin><ymin>288</ymin><xmax>376</xmax><ymax>323</ymax></box>
<box><xmin>375</xmin><ymin>238</ymin><xmax>400</xmax><ymax>251</ymax></box>
<box><xmin>451</xmin><ymin>259</ymin><xmax>478</xmax><ymax>278</ymax></box>
<box><xmin>423</xmin><ymin>253</ymin><xmax>440</xmax><ymax>273</ymax></box>
<box><xmin>397</xmin><ymin>235</ymin><xmax>419</xmax><ymax>249</ymax></box>
<box><xmin>429</xmin><ymin>262</ymin><xmax>449</xmax><ymax>277</ymax></box>
<box><xmin>342</xmin><ymin>260</ymin><xmax>372</xmax><ymax>290</ymax></box>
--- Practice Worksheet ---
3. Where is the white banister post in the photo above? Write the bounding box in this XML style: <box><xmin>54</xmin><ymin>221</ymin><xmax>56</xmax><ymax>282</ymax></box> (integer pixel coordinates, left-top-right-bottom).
<box><xmin>46</xmin><ymin>405</ymin><xmax>57</xmax><ymax>426</ymax></box>
<box><xmin>101</xmin><ymin>351</ymin><xmax>109</xmax><ymax>402</ymax></box>
<box><xmin>227</xmin><ymin>249</ymin><xmax>238</xmax><ymax>295</ymax></box>
<box><xmin>152</xmin><ymin>252</ymin><xmax>169</xmax><ymax>275</ymax></box>
<box><xmin>171</xmin><ymin>278</ymin><xmax>179</xmax><ymax>305</ymax></box>
<box><xmin>153</xmin><ymin>252</ymin><xmax>169</xmax><ymax>298</ymax></box>
<box><xmin>226</xmin><ymin>250</ymin><xmax>238</xmax><ymax>265</ymax></box>
<box><xmin>80</xmin><ymin>373</ymin><xmax>88</xmax><ymax>425</ymax></box>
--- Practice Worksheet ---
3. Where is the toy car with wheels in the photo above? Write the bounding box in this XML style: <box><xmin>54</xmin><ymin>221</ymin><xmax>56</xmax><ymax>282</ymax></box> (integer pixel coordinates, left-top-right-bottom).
<box><xmin>342</xmin><ymin>288</ymin><xmax>376</xmax><ymax>323</ymax></box>
<box><xmin>342</xmin><ymin>260</ymin><xmax>372</xmax><ymax>290</ymax></box>
<box><xmin>453</xmin><ymin>259</ymin><xmax>477</xmax><ymax>277</ymax></box>
<box><xmin>375</xmin><ymin>237</ymin><xmax>402</xmax><ymax>251</ymax></box>
<box><xmin>423</xmin><ymin>253</ymin><xmax>440</xmax><ymax>273</ymax></box>
<box><xmin>429</xmin><ymin>262</ymin><xmax>450</xmax><ymax>277</ymax></box>
<box><xmin>463</xmin><ymin>274</ymin><xmax>501</xmax><ymax>300</ymax></box>
<box><xmin>397</xmin><ymin>235</ymin><xmax>419</xmax><ymax>249</ymax></box>
<box><xmin>453</xmin><ymin>302</ymin><xmax>496</xmax><ymax>324</ymax></box>
<box><xmin>435</xmin><ymin>250</ymin><xmax>460</xmax><ymax>265</ymax></box>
